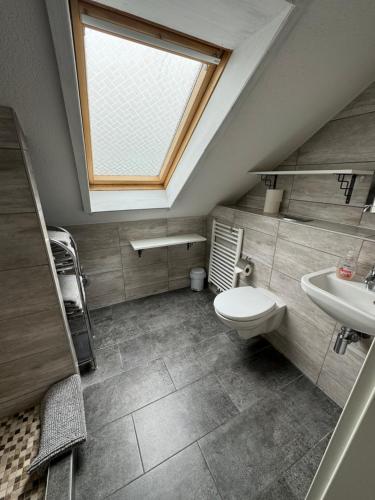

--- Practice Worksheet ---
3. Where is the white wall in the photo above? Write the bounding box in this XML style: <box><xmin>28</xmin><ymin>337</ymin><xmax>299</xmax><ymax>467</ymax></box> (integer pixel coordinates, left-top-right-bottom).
<box><xmin>1</xmin><ymin>0</ymin><xmax>375</xmax><ymax>225</ymax></box>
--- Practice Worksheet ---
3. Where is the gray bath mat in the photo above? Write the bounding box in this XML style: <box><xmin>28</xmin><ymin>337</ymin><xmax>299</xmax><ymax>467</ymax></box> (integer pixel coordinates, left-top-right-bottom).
<box><xmin>28</xmin><ymin>374</ymin><xmax>87</xmax><ymax>474</ymax></box>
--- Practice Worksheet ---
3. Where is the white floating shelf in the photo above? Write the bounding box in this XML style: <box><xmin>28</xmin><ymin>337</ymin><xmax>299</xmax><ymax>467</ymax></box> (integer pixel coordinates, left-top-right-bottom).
<box><xmin>251</xmin><ymin>169</ymin><xmax>374</xmax><ymax>175</ymax></box>
<box><xmin>130</xmin><ymin>233</ymin><xmax>206</xmax><ymax>255</ymax></box>
<box><xmin>250</xmin><ymin>169</ymin><xmax>374</xmax><ymax>205</ymax></box>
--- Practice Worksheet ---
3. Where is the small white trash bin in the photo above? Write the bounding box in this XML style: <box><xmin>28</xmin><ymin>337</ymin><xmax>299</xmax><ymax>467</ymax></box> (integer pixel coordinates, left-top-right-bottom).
<box><xmin>190</xmin><ymin>267</ymin><xmax>206</xmax><ymax>291</ymax></box>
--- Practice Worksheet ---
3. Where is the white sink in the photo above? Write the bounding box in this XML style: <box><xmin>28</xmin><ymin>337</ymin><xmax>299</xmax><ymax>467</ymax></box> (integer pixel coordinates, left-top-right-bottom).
<box><xmin>301</xmin><ymin>267</ymin><xmax>375</xmax><ymax>336</ymax></box>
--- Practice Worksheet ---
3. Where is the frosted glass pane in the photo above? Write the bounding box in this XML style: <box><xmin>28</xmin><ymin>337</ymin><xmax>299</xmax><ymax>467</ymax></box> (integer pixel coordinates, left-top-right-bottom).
<box><xmin>84</xmin><ymin>27</ymin><xmax>203</xmax><ymax>177</ymax></box>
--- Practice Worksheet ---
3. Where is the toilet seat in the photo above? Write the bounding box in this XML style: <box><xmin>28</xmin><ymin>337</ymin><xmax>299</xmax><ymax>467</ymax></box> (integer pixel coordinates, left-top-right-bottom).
<box><xmin>214</xmin><ymin>286</ymin><xmax>276</xmax><ymax>322</ymax></box>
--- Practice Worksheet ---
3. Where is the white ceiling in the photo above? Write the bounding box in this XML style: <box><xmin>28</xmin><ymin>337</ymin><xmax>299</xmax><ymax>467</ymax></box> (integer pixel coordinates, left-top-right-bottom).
<box><xmin>98</xmin><ymin>0</ymin><xmax>288</xmax><ymax>48</ymax></box>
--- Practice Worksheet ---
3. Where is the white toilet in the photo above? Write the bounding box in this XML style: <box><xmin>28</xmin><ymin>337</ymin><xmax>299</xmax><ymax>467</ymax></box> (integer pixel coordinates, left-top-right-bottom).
<box><xmin>214</xmin><ymin>286</ymin><xmax>286</xmax><ymax>339</ymax></box>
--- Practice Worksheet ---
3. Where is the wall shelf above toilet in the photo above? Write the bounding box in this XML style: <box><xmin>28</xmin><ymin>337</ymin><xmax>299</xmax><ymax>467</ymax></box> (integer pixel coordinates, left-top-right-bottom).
<box><xmin>250</xmin><ymin>169</ymin><xmax>374</xmax><ymax>204</ymax></box>
<box><xmin>130</xmin><ymin>233</ymin><xmax>207</xmax><ymax>257</ymax></box>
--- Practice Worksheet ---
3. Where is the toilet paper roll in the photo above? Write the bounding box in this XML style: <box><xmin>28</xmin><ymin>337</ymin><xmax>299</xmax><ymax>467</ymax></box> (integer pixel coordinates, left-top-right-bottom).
<box><xmin>234</xmin><ymin>258</ymin><xmax>252</xmax><ymax>276</ymax></box>
<box><xmin>264</xmin><ymin>189</ymin><xmax>284</xmax><ymax>214</ymax></box>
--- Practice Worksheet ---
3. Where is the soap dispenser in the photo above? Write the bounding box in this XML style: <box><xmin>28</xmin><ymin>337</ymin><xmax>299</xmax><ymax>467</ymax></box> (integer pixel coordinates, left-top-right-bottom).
<box><xmin>336</xmin><ymin>250</ymin><xmax>356</xmax><ymax>281</ymax></box>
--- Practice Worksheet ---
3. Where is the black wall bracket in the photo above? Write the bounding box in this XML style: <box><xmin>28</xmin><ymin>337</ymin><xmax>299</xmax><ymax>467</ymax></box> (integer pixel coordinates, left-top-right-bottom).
<box><xmin>261</xmin><ymin>174</ymin><xmax>277</xmax><ymax>190</ymax></box>
<box><xmin>336</xmin><ymin>173</ymin><xmax>357</xmax><ymax>204</ymax></box>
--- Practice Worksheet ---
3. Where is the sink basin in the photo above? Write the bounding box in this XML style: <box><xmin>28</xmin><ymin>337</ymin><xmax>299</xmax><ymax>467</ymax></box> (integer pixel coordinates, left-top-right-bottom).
<box><xmin>301</xmin><ymin>267</ymin><xmax>375</xmax><ymax>336</ymax></box>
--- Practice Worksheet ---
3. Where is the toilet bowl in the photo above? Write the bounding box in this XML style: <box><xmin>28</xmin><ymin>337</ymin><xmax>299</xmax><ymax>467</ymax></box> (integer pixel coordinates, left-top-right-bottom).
<box><xmin>214</xmin><ymin>286</ymin><xmax>285</xmax><ymax>339</ymax></box>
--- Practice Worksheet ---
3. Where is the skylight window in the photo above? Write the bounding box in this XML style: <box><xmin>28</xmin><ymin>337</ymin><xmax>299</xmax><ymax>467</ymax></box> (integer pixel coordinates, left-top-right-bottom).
<box><xmin>70</xmin><ymin>0</ymin><xmax>230</xmax><ymax>190</ymax></box>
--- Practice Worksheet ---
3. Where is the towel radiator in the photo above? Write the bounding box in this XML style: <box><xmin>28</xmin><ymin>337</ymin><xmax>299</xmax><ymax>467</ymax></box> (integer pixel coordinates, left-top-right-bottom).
<box><xmin>208</xmin><ymin>219</ymin><xmax>243</xmax><ymax>291</ymax></box>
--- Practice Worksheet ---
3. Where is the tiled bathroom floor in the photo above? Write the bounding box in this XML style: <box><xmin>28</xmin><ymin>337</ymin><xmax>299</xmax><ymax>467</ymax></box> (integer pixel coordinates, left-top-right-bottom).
<box><xmin>77</xmin><ymin>288</ymin><xmax>341</xmax><ymax>500</ymax></box>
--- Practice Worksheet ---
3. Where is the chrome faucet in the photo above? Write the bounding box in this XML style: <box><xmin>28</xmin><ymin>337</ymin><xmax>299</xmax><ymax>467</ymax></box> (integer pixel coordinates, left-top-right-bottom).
<box><xmin>364</xmin><ymin>264</ymin><xmax>375</xmax><ymax>290</ymax></box>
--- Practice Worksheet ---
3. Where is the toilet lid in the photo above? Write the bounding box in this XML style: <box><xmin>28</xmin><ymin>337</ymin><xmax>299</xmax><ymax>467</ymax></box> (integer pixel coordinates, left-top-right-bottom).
<box><xmin>214</xmin><ymin>286</ymin><xmax>276</xmax><ymax>321</ymax></box>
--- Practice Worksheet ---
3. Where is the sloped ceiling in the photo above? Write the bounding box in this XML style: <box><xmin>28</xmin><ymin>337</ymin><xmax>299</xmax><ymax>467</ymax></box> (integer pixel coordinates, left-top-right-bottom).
<box><xmin>1</xmin><ymin>0</ymin><xmax>375</xmax><ymax>225</ymax></box>
<box><xmin>97</xmin><ymin>0</ymin><xmax>288</xmax><ymax>48</ymax></box>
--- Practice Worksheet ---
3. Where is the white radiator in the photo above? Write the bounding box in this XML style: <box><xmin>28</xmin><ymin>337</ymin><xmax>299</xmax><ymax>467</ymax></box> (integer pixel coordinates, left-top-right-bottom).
<box><xmin>208</xmin><ymin>219</ymin><xmax>244</xmax><ymax>291</ymax></box>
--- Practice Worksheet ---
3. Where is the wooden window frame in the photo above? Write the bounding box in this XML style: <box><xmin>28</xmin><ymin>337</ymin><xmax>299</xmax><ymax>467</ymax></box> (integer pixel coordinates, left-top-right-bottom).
<box><xmin>70</xmin><ymin>0</ymin><xmax>231</xmax><ymax>191</ymax></box>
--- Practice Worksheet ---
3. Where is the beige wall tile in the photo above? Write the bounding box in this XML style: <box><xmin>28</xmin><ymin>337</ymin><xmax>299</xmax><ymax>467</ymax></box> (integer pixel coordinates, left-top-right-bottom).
<box><xmin>168</xmin><ymin>256</ymin><xmax>205</xmax><ymax>280</ymax></box>
<box><xmin>358</xmin><ymin>240</ymin><xmax>375</xmax><ymax>267</ymax></box>
<box><xmin>356</xmin><ymin>240</ymin><xmax>375</xmax><ymax>278</ymax></box>
<box><xmin>0</xmin><ymin>213</ymin><xmax>47</xmax><ymax>270</ymax></box>
<box><xmin>280</xmin><ymin>151</ymin><xmax>298</xmax><ymax>166</ymax></box>
<box><xmin>242</xmin><ymin>228</ymin><xmax>276</xmax><ymax>267</ymax></box>
<box><xmin>118</xmin><ymin>219</ymin><xmax>167</xmax><ymax>246</ymax></box>
<box><xmin>271</xmin><ymin>310</ymin><xmax>332</xmax><ymax>382</ymax></box>
<box><xmin>0</xmin><ymin>387</ymin><xmax>47</xmax><ymax>419</ymax></box>
<box><xmin>124</xmin><ymin>263</ymin><xmax>168</xmax><ymax>289</ymax></box>
<box><xmin>278</xmin><ymin>221</ymin><xmax>362</xmax><ymax>257</ymax></box>
<box><xmin>0</xmin><ymin>308</ymin><xmax>67</xmax><ymax>364</ymax></box>
<box><xmin>122</xmin><ymin>245</ymin><xmax>167</xmax><ymax>270</ymax></box>
<box><xmin>298</xmin><ymin>113</ymin><xmax>375</xmax><ymax>164</ymax></box>
<box><xmin>270</xmin><ymin>269</ymin><xmax>336</xmax><ymax>336</ymax></box>
<box><xmin>236</xmin><ymin>193</ymin><xmax>266</xmax><ymax>210</ymax></box>
<box><xmin>168</xmin><ymin>277</ymin><xmax>191</xmax><ymax>290</ymax></box>
<box><xmin>291</xmin><ymin>166</ymin><xmax>373</xmax><ymax>207</ymax></box>
<box><xmin>238</xmin><ymin>257</ymin><xmax>271</xmax><ymax>289</ymax></box>
<box><xmin>0</xmin><ymin>266</ymin><xmax>58</xmax><ymax>321</ymax></box>
<box><xmin>0</xmin><ymin>346</ymin><xmax>74</xmax><ymax>406</ymax></box>
<box><xmin>168</xmin><ymin>242</ymin><xmax>206</xmax><ymax>262</ymax></box>
<box><xmin>359</xmin><ymin>211</ymin><xmax>375</xmax><ymax>229</ymax></box>
<box><xmin>0</xmin><ymin>149</ymin><xmax>35</xmax><ymax>214</ymax></box>
<box><xmin>80</xmin><ymin>246</ymin><xmax>122</xmax><ymax>274</ymax></box>
<box><xmin>287</xmin><ymin>200</ymin><xmax>363</xmax><ymax>226</ymax></box>
<box><xmin>0</xmin><ymin>107</ymin><xmax>19</xmax><ymax>149</ymax></box>
<box><xmin>335</xmin><ymin>82</ymin><xmax>375</xmax><ymax>120</ymax></box>
<box><xmin>211</xmin><ymin>206</ymin><xmax>235</xmax><ymax>223</ymax></box>
<box><xmin>125</xmin><ymin>281</ymin><xmax>169</xmax><ymax>300</ymax></box>
<box><xmin>88</xmin><ymin>291</ymin><xmax>125</xmax><ymax>310</ymax></box>
<box><xmin>317</xmin><ymin>333</ymin><xmax>371</xmax><ymax>407</ymax></box>
<box><xmin>68</xmin><ymin>223</ymin><xmax>119</xmax><ymax>251</ymax></box>
<box><xmin>234</xmin><ymin>209</ymin><xmax>279</xmax><ymax>236</ymax></box>
<box><xmin>86</xmin><ymin>269</ymin><xmax>125</xmax><ymax>301</ymax></box>
<box><xmin>167</xmin><ymin>216</ymin><xmax>206</xmax><ymax>236</ymax></box>
<box><xmin>274</xmin><ymin>238</ymin><xmax>338</xmax><ymax>281</ymax></box>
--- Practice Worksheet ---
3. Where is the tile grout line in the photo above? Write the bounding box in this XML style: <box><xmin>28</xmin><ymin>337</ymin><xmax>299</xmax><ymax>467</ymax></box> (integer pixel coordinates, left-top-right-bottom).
<box><xmin>254</xmin><ymin>430</ymin><xmax>334</xmax><ymax>500</ymax></box>
<box><xmin>315</xmin><ymin>322</ymin><xmax>338</xmax><ymax>385</ymax></box>
<box><xmin>103</xmin><ymin>440</ymin><xmax>201</xmax><ymax>498</ymax></box>
<box><xmin>118</xmin><ymin>225</ymin><xmax>127</xmax><ymax>302</ymax></box>
<box><xmin>197</xmin><ymin>440</ymin><xmax>224</xmax><ymax>500</ymax></box>
<box><xmin>160</xmin><ymin>357</ymin><xmax>177</xmax><ymax>392</ymax></box>
<box><xmin>131</xmin><ymin>413</ymin><xmax>145</xmax><ymax>474</ymax></box>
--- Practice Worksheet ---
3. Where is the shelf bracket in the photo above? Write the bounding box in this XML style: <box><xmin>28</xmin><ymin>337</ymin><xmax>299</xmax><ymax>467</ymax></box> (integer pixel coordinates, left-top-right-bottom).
<box><xmin>261</xmin><ymin>174</ymin><xmax>277</xmax><ymax>190</ymax></box>
<box><xmin>137</xmin><ymin>250</ymin><xmax>143</xmax><ymax>258</ymax></box>
<box><xmin>336</xmin><ymin>174</ymin><xmax>357</xmax><ymax>204</ymax></box>
<box><xmin>187</xmin><ymin>242</ymin><xmax>193</xmax><ymax>250</ymax></box>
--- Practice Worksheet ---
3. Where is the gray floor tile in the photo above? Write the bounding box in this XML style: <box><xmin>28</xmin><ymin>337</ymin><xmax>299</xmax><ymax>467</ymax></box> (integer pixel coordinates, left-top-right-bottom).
<box><xmin>199</xmin><ymin>393</ymin><xmax>317</xmax><ymax>499</ymax></box>
<box><xmin>255</xmin><ymin>434</ymin><xmax>331</xmax><ymax>500</ymax></box>
<box><xmin>119</xmin><ymin>324</ymin><xmax>197</xmax><ymax>371</ymax></box>
<box><xmin>283</xmin><ymin>434</ymin><xmax>331</xmax><ymax>499</ymax></box>
<box><xmin>84</xmin><ymin>359</ymin><xmax>175</xmax><ymax>432</ymax></box>
<box><xmin>255</xmin><ymin>479</ymin><xmax>297</xmax><ymax>500</ymax></box>
<box><xmin>108</xmin><ymin>444</ymin><xmax>220</xmax><ymax>500</ymax></box>
<box><xmin>133</xmin><ymin>374</ymin><xmax>238</xmax><ymax>471</ymax></box>
<box><xmin>182</xmin><ymin>310</ymin><xmax>231</xmax><ymax>343</ymax></box>
<box><xmin>75</xmin><ymin>416</ymin><xmax>142</xmax><ymax>500</ymax></box>
<box><xmin>90</xmin><ymin>305</ymin><xmax>112</xmax><ymax>325</ymax></box>
<box><xmin>163</xmin><ymin>333</ymin><xmax>243</xmax><ymax>389</ymax></box>
<box><xmin>279</xmin><ymin>377</ymin><xmax>341</xmax><ymax>443</ymax></box>
<box><xmin>163</xmin><ymin>345</ymin><xmax>210</xmax><ymax>389</ymax></box>
<box><xmin>81</xmin><ymin>345</ymin><xmax>123</xmax><ymax>388</ymax></box>
<box><xmin>195</xmin><ymin>332</ymin><xmax>245</xmax><ymax>368</ymax></box>
<box><xmin>216</xmin><ymin>346</ymin><xmax>302</xmax><ymax>411</ymax></box>
<box><xmin>226</xmin><ymin>330</ymin><xmax>270</xmax><ymax>356</ymax></box>
<box><xmin>92</xmin><ymin>319</ymin><xmax>119</xmax><ymax>349</ymax></box>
